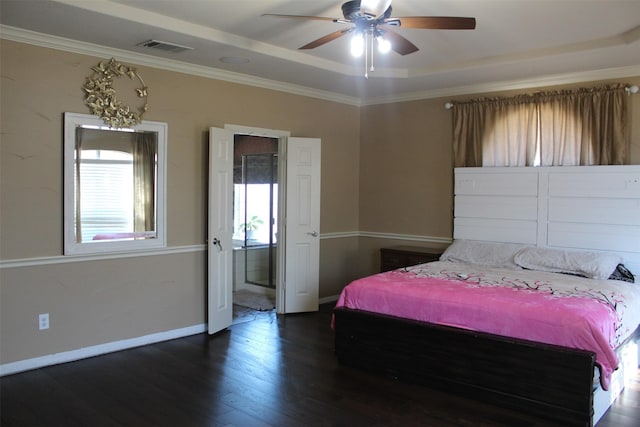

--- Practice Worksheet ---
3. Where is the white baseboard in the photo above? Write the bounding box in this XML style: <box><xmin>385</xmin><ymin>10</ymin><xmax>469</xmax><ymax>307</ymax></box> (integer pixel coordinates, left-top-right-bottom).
<box><xmin>1</xmin><ymin>296</ymin><xmax>349</xmax><ymax>377</ymax></box>
<box><xmin>0</xmin><ymin>323</ymin><xmax>206</xmax><ymax>377</ymax></box>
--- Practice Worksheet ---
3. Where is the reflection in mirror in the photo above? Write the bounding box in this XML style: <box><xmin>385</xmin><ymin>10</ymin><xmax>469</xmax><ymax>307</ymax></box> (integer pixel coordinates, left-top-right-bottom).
<box><xmin>64</xmin><ymin>112</ymin><xmax>166</xmax><ymax>255</ymax></box>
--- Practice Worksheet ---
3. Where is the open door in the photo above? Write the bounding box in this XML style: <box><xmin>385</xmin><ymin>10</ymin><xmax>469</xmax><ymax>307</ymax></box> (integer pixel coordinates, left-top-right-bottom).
<box><xmin>281</xmin><ymin>137</ymin><xmax>321</xmax><ymax>313</ymax></box>
<box><xmin>208</xmin><ymin>128</ymin><xmax>320</xmax><ymax>320</ymax></box>
<box><xmin>207</xmin><ymin>127</ymin><xmax>234</xmax><ymax>334</ymax></box>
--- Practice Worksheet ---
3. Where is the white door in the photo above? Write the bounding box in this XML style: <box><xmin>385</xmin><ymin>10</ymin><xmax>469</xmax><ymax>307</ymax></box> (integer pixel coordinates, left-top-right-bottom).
<box><xmin>282</xmin><ymin>137</ymin><xmax>321</xmax><ymax>313</ymax></box>
<box><xmin>207</xmin><ymin>127</ymin><xmax>234</xmax><ymax>334</ymax></box>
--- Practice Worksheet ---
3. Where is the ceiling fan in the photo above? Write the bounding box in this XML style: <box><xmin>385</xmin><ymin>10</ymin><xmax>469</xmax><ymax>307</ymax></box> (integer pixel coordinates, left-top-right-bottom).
<box><xmin>263</xmin><ymin>0</ymin><xmax>476</xmax><ymax>57</ymax></box>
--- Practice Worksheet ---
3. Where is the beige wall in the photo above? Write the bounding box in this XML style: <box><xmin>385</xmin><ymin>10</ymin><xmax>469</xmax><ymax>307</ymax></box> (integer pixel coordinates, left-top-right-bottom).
<box><xmin>0</xmin><ymin>40</ymin><xmax>361</xmax><ymax>365</ymax></box>
<box><xmin>358</xmin><ymin>77</ymin><xmax>640</xmax><ymax>265</ymax></box>
<box><xmin>0</xmin><ymin>40</ymin><xmax>361</xmax><ymax>258</ymax></box>
<box><xmin>359</xmin><ymin>100</ymin><xmax>455</xmax><ymax>237</ymax></box>
<box><xmin>1</xmin><ymin>253</ymin><xmax>206</xmax><ymax>362</ymax></box>
<box><xmin>1</xmin><ymin>38</ymin><xmax>639</xmax><ymax>367</ymax></box>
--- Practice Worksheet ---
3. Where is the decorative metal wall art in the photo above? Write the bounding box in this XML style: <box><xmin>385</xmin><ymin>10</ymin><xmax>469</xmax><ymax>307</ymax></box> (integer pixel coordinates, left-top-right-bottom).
<box><xmin>83</xmin><ymin>58</ymin><xmax>149</xmax><ymax>128</ymax></box>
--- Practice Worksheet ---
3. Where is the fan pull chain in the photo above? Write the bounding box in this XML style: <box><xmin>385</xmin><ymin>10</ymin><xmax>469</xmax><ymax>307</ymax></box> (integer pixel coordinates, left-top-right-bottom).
<box><xmin>364</xmin><ymin>30</ymin><xmax>369</xmax><ymax>79</ymax></box>
<box><xmin>369</xmin><ymin>29</ymin><xmax>375</xmax><ymax>73</ymax></box>
<box><xmin>364</xmin><ymin>29</ymin><xmax>375</xmax><ymax>79</ymax></box>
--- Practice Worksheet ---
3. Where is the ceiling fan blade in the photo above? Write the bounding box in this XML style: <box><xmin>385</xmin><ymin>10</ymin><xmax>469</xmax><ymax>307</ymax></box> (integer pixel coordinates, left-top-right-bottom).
<box><xmin>262</xmin><ymin>13</ymin><xmax>338</xmax><ymax>22</ymax></box>
<box><xmin>392</xmin><ymin>16</ymin><xmax>476</xmax><ymax>30</ymax></box>
<box><xmin>300</xmin><ymin>28</ymin><xmax>353</xmax><ymax>50</ymax></box>
<box><xmin>381</xmin><ymin>28</ymin><xmax>419</xmax><ymax>55</ymax></box>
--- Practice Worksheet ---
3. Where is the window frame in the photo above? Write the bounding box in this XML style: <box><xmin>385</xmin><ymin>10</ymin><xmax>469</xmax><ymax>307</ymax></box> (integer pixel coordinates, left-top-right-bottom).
<box><xmin>63</xmin><ymin>112</ymin><xmax>167</xmax><ymax>256</ymax></box>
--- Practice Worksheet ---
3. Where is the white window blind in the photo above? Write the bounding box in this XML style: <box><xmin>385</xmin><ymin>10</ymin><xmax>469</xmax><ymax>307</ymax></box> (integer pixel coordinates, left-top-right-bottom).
<box><xmin>77</xmin><ymin>150</ymin><xmax>133</xmax><ymax>242</ymax></box>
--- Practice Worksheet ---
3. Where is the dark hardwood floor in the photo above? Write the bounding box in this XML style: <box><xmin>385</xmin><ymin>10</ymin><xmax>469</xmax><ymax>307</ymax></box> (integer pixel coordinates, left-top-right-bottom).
<box><xmin>1</xmin><ymin>303</ymin><xmax>638</xmax><ymax>426</ymax></box>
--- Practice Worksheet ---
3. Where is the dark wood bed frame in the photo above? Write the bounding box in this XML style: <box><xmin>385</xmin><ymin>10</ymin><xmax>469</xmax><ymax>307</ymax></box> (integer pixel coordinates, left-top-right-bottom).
<box><xmin>334</xmin><ymin>307</ymin><xmax>596</xmax><ymax>427</ymax></box>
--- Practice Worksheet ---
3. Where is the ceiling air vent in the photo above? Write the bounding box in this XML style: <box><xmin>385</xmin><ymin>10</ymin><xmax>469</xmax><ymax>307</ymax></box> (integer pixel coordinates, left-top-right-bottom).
<box><xmin>137</xmin><ymin>40</ymin><xmax>193</xmax><ymax>53</ymax></box>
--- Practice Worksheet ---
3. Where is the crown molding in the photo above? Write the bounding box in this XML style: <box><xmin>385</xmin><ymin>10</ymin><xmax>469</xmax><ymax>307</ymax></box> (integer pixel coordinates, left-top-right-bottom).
<box><xmin>2</xmin><ymin>25</ymin><xmax>638</xmax><ymax>108</ymax></box>
<box><xmin>361</xmin><ymin>64</ymin><xmax>640</xmax><ymax>106</ymax></box>
<box><xmin>0</xmin><ymin>25</ymin><xmax>361</xmax><ymax>107</ymax></box>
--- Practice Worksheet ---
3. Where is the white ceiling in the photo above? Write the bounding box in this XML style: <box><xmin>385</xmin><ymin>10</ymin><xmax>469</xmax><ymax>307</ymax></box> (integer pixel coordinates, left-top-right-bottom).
<box><xmin>2</xmin><ymin>0</ymin><xmax>640</xmax><ymax>104</ymax></box>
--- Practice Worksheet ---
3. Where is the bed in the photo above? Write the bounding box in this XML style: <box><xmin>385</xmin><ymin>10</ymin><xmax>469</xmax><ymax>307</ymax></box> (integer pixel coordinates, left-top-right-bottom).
<box><xmin>333</xmin><ymin>166</ymin><xmax>640</xmax><ymax>426</ymax></box>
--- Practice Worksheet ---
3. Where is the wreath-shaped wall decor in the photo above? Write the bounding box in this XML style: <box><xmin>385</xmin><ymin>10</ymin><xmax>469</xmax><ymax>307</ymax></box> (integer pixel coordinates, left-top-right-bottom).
<box><xmin>83</xmin><ymin>58</ymin><xmax>149</xmax><ymax>128</ymax></box>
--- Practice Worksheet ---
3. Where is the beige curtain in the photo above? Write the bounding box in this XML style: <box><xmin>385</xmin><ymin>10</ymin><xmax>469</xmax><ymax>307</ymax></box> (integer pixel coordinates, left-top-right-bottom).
<box><xmin>453</xmin><ymin>97</ymin><xmax>538</xmax><ymax>167</ymax></box>
<box><xmin>537</xmin><ymin>85</ymin><xmax>627</xmax><ymax>166</ymax></box>
<box><xmin>452</xmin><ymin>102</ymin><xmax>483</xmax><ymax>167</ymax></box>
<box><xmin>537</xmin><ymin>91</ymin><xmax>583</xmax><ymax>166</ymax></box>
<box><xmin>133</xmin><ymin>132</ymin><xmax>156</xmax><ymax>232</ymax></box>
<box><xmin>452</xmin><ymin>84</ymin><xmax>628</xmax><ymax>167</ymax></box>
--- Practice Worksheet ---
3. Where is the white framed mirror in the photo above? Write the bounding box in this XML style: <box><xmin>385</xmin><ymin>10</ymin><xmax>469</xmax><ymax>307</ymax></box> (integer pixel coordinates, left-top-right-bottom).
<box><xmin>64</xmin><ymin>112</ymin><xmax>167</xmax><ymax>255</ymax></box>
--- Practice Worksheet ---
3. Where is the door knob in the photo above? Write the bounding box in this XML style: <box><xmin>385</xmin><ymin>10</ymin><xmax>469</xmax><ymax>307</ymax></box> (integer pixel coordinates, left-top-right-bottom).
<box><xmin>212</xmin><ymin>238</ymin><xmax>223</xmax><ymax>250</ymax></box>
<box><xmin>306</xmin><ymin>231</ymin><xmax>318</xmax><ymax>237</ymax></box>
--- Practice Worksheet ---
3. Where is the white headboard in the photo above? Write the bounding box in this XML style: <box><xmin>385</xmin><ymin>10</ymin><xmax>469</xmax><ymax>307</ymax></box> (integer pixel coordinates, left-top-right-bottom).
<box><xmin>454</xmin><ymin>166</ymin><xmax>640</xmax><ymax>275</ymax></box>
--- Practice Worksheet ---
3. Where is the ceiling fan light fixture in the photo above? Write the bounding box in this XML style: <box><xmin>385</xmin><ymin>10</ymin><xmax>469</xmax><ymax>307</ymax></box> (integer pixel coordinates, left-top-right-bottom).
<box><xmin>377</xmin><ymin>36</ymin><xmax>391</xmax><ymax>53</ymax></box>
<box><xmin>350</xmin><ymin>32</ymin><xmax>365</xmax><ymax>57</ymax></box>
<box><xmin>264</xmin><ymin>1</ymin><xmax>476</xmax><ymax>76</ymax></box>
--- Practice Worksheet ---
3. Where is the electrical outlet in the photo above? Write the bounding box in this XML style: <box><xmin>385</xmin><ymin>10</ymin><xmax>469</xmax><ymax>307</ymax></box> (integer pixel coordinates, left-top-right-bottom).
<box><xmin>38</xmin><ymin>313</ymin><xmax>49</xmax><ymax>330</ymax></box>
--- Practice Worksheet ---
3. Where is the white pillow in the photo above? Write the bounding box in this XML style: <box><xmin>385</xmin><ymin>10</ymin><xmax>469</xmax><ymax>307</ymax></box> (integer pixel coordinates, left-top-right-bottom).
<box><xmin>514</xmin><ymin>247</ymin><xmax>622</xmax><ymax>280</ymax></box>
<box><xmin>439</xmin><ymin>240</ymin><xmax>530</xmax><ymax>270</ymax></box>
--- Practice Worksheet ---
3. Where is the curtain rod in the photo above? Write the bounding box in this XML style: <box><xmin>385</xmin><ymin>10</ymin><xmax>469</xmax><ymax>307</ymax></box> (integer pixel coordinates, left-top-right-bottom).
<box><xmin>444</xmin><ymin>84</ymin><xmax>639</xmax><ymax>109</ymax></box>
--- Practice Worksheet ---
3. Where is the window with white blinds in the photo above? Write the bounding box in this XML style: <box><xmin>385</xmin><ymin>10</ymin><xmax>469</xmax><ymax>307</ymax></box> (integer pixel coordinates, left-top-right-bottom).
<box><xmin>77</xmin><ymin>150</ymin><xmax>133</xmax><ymax>242</ymax></box>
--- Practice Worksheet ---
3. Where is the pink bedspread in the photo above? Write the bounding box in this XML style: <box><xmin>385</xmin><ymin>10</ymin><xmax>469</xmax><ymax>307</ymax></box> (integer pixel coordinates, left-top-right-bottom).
<box><xmin>335</xmin><ymin>261</ymin><xmax>640</xmax><ymax>390</ymax></box>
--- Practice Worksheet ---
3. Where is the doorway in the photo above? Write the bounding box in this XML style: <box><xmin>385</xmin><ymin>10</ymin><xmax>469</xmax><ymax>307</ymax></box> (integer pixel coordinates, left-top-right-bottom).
<box><xmin>232</xmin><ymin>135</ymin><xmax>277</xmax><ymax>313</ymax></box>
<box><xmin>208</xmin><ymin>126</ymin><xmax>320</xmax><ymax>335</ymax></box>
